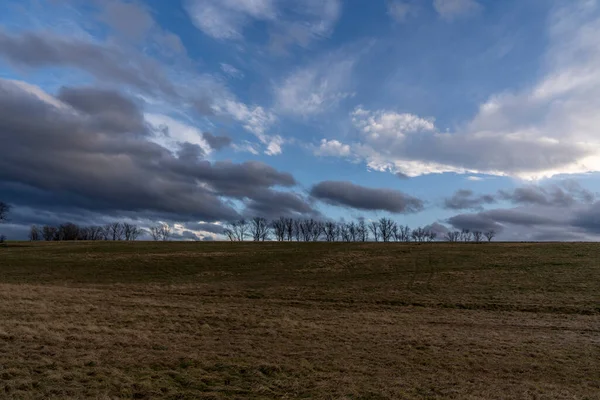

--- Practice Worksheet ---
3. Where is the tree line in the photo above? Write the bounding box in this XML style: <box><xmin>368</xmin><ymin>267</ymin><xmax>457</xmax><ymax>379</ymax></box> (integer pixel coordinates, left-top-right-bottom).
<box><xmin>1</xmin><ymin>200</ymin><xmax>496</xmax><ymax>243</ymax></box>
<box><xmin>28</xmin><ymin>222</ymin><xmax>145</xmax><ymax>241</ymax></box>
<box><xmin>224</xmin><ymin>217</ymin><xmax>496</xmax><ymax>243</ymax></box>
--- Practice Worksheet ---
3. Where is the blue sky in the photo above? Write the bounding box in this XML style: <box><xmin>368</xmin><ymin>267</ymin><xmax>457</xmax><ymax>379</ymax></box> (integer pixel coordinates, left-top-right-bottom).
<box><xmin>1</xmin><ymin>0</ymin><xmax>600</xmax><ymax>241</ymax></box>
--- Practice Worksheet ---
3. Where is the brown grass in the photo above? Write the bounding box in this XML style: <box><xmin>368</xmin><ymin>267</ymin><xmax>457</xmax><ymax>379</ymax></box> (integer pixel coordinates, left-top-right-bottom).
<box><xmin>0</xmin><ymin>242</ymin><xmax>599</xmax><ymax>399</ymax></box>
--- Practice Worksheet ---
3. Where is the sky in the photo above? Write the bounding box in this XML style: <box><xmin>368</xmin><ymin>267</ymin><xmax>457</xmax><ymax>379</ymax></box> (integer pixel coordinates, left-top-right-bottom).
<box><xmin>1</xmin><ymin>0</ymin><xmax>600</xmax><ymax>241</ymax></box>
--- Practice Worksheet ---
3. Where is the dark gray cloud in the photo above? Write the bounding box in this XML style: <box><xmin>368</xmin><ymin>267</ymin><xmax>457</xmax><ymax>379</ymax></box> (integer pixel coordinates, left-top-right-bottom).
<box><xmin>571</xmin><ymin>201</ymin><xmax>600</xmax><ymax>234</ymax></box>
<box><xmin>0</xmin><ymin>79</ymin><xmax>314</xmax><ymax>231</ymax></box>
<box><xmin>244</xmin><ymin>190</ymin><xmax>319</xmax><ymax>220</ymax></box>
<box><xmin>310</xmin><ymin>181</ymin><xmax>424</xmax><ymax>213</ymax></box>
<box><xmin>57</xmin><ymin>86</ymin><xmax>149</xmax><ymax>135</ymax></box>
<box><xmin>0</xmin><ymin>30</ymin><xmax>177</xmax><ymax>97</ymax></box>
<box><xmin>448</xmin><ymin>208</ymin><xmax>557</xmax><ymax>233</ymax></box>
<box><xmin>99</xmin><ymin>0</ymin><xmax>154</xmax><ymax>40</ymax></box>
<box><xmin>444</xmin><ymin>181</ymin><xmax>595</xmax><ymax>213</ymax></box>
<box><xmin>184</xmin><ymin>222</ymin><xmax>226</xmax><ymax>235</ymax></box>
<box><xmin>498</xmin><ymin>181</ymin><xmax>595</xmax><ymax>207</ymax></box>
<box><xmin>423</xmin><ymin>222</ymin><xmax>449</xmax><ymax>236</ymax></box>
<box><xmin>447</xmin><ymin>213</ymin><xmax>504</xmax><ymax>233</ymax></box>
<box><xmin>444</xmin><ymin>189</ymin><xmax>496</xmax><ymax>210</ymax></box>
<box><xmin>395</xmin><ymin>172</ymin><xmax>409</xmax><ymax>180</ymax></box>
<box><xmin>202</xmin><ymin>132</ymin><xmax>232</xmax><ymax>150</ymax></box>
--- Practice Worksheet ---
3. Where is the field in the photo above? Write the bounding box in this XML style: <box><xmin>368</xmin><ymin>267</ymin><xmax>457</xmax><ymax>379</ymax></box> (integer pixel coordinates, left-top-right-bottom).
<box><xmin>0</xmin><ymin>242</ymin><xmax>599</xmax><ymax>399</ymax></box>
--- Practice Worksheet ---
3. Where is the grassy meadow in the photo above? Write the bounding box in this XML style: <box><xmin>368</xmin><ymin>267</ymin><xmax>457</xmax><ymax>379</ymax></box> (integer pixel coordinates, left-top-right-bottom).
<box><xmin>0</xmin><ymin>241</ymin><xmax>599</xmax><ymax>399</ymax></box>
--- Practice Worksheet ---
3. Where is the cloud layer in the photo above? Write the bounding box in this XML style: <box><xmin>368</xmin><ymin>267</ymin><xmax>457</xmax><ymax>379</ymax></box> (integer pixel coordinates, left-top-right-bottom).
<box><xmin>310</xmin><ymin>181</ymin><xmax>424</xmax><ymax>214</ymax></box>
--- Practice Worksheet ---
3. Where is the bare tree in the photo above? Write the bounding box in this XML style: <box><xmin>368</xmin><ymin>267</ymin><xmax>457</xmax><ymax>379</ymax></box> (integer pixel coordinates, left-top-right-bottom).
<box><xmin>400</xmin><ymin>225</ymin><xmax>411</xmax><ymax>242</ymax></box>
<box><xmin>391</xmin><ymin>223</ymin><xmax>400</xmax><ymax>242</ymax></box>
<box><xmin>369</xmin><ymin>221</ymin><xmax>379</xmax><ymax>242</ymax></box>
<box><xmin>312</xmin><ymin>220</ymin><xmax>323</xmax><ymax>242</ymax></box>
<box><xmin>485</xmin><ymin>230</ymin><xmax>496</xmax><ymax>242</ymax></box>
<box><xmin>284</xmin><ymin>218</ymin><xmax>294</xmax><ymax>241</ymax></box>
<box><xmin>473</xmin><ymin>231</ymin><xmax>484</xmax><ymax>243</ymax></box>
<box><xmin>58</xmin><ymin>223</ymin><xmax>80</xmax><ymax>241</ymax></box>
<box><xmin>299</xmin><ymin>219</ymin><xmax>313</xmax><ymax>242</ymax></box>
<box><xmin>340</xmin><ymin>222</ymin><xmax>351</xmax><ymax>242</ymax></box>
<box><xmin>29</xmin><ymin>225</ymin><xmax>41</xmax><ymax>241</ymax></box>
<box><xmin>444</xmin><ymin>231</ymin><xmax>461</xmax><ymax>242</ymax></box>
<box><xmin>324</xmin><ymin>221</ymin><xmax>338</xmax><ymax>242</ymax></box>
<box><xmin>427</xmin><ymin>231</ymin><xmax>437</xmax><ymax>242</ymax></box>
<box><xmin>149</xmin><ymin>224</ymin><xmax>171</xmax><ymax>241</ymax></box>
<box><xmin>378</xmin><ymin>218</ymin><xmax>395</xmax><ymax>242</ymax></box>
<box><xmin>105</xmin><ymin>222</ymin><xmax>124</xmax><ymax>241</ymax></box>
<box><xmin>271</xmin><ymin>218</ymin><xmax>286</xmax><ymax>241</ymax></box>
<box><xmin>159</xmin><ymin>223</ymin><xmax>172</xmax><ymax>241</ymax></box>
<box><xmin>42</xmin><ymin>225</ymin><xmax>57</xmax><ymax>241</ymax></box>
<box><xmin>226</xmin><ymin>219</ymin><xmax>249</xmax><ymax>241</ymax></box>
<box><xmin>0</xmin><ymin>201</ymin><xmax>10</xmax><ymax>223</ymax></box>
<box><xmin>348</xmin><ymin>222</ymin><xmax>357</xmax><ymax>242</ymax></box>
<box><xmin>78</xmin><ymin>227</ymin><xmax>91</xmax><ymax>240</ymax></box>
<box><xmin>357</xmin><ymin>219</ymin><xmax>368</xmax><ymax>242</ymax></box>
<box><xmin>250</xmin><ymin>217</ymin><xmax>270</xmax><ymax>241</ymax></box>
<box><xmin>411</xmin><ymin>227</ymin><xmax>427</xmax><ymax>242</ymax></box>
<box><xmin>461</xmin><ymin>229</ymin><xmax>472</xmax><ymax>243</ymax></box>
<box><xmin>223</xmin><ymin>226</ymin><xmax>236</xmax><ymax>242</ymax></box>
<box><xmin>123</xmin><ymin>223</ymin><xmax>142</xmax><ymax>241</ymax></box>
<box><xmin>293</xmin><ymin>219</ymin><xmax>301</xmax><ymax>241</ymax></box>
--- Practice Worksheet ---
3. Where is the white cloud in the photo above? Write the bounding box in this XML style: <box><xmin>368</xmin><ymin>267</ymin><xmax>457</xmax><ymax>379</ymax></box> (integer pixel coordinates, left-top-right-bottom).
<box><xmin>433</xmin><ymin>0</ymin><xmax>481</xmax><ymax>20</ymax></box>
<box><xmin>220</xmin><ymin>63</ymin><xmax>244</xmax><ymax>79</ymax></box>
<box><xmin>269</xmin><ymin>0</ymin><xmax>341</xmax><ymax>51</ymax></box>
<box><xmin>317</xmin><ymin>2</ymin><xmax>600</xmax><ymax>180</ymax></box>
<box><xmin>184</xmin><ymin>0</ymin><xmax>276</xmax><ymax>40</ymax></box>
<box><xmin>387</xmin><ymin>1</ymin><xmax>414</xmax><ymax>23</ymax></box>
<box><xmin>274</xmin><ymin>51</ymin><xmax>356</xmax><ymax>116</ymax></box>
<box><xmin>467</xmin><ymin>176</ymin><xmax>484</xmax><ymax>181</ymax></box>
<box><xmin>232</xmin><ymin>141</ymin><xmax>260</xmax><ymax>155</ymax></box>
<box><xmin>213</xmin><ymin>99</ymin><xmax>275</xmax><ymax>140</ymax></box>
<box><xmin>265</xmin><ymin>135</ymin><xmax>284</xmax><ymax>155</ymax></box>
<box><xmin>145</xmin><ymin>113</ymin><xmax>212</xmax><ymax>155</ymax></box>
<box><xmin>185</xmin><ymin>0</ymin><xmax>340</xmax><ymax>49</ymax></box>
<box><xmin>314</xmin><ymin>139</ymin><xmax>351</xmax><ymax>157</ymax></box>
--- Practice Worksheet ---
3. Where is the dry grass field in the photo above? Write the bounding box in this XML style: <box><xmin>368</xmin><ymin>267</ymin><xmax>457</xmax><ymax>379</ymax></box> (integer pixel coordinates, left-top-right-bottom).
<box><xmin>0</xmin><ymin>242</ymin><xmax>599</xmax><ymax>399</ymax></box>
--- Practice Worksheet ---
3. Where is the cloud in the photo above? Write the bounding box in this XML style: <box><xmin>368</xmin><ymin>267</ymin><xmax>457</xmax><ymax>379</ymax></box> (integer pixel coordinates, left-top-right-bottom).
<box><xmin>202</xmin><ymin>132</ymin><xmax>232</xmax><ymax>150</ymax></box>
<box><xmin>0</xmin><ymin>30</ymin><xmax>177</xmax><ymax>97</ymax></box>
<box><xmin>571</xmin><ymin>201</ymin><xmax>600</xmax><ymax>234</ymax></box>
<box><xmin>310</xmin><ymin>181</ymin><xmax>424</xmax><ymax>213</ymax></box>
<box><xmin>444</xmin><ymin>189</ymin><xmax>495</xmax><ymax>210</ymax></box>
<box><xmin>184</xmin><ymin>0</ymin><xmax>276</xmax><ymax>40</ymax></box>
<box><xmin>387</xmin><ymin>1</ymin><xmax>416</xmax><ymax>23</ymax></box>
<box><xmin>220</xmin><ymin>63</ymin><xmax>244</xmax><ymax>79</ymax></box>
<box><xmin>268</xmin><ymin>0</ymin><xmax>341</xmax><ymax>52</ymax></box>
<box><xmin>99</xmin><ymin>0</ymin><xmax>154</xmax><ymax>40</ymax></box>
<box><xmin>447</xmin><ymin>212</ymin><xmax>503</xmax><ymax>233</ymax></box>
<box><xmin>499</xmin><ymin>181</ymin><xmax>595</xmax><ymax>207</ymax></box>
<box><xmin>423</xmin><ymin>222</ymin><xmax>449</xmax><ymax>236</ymax></box>
<box><xmin>346</xmin><ymin>106</ymin><xmax>590</xmax><ymax>179</ymax></box>
<box><xmin>185</xmin><ymin>0</ymin><xmax>341</xmax><ymax>50</ymax></box>
<box><xmin>444</xmin><ymin>181</ymin><xmax>595</xmax><ymax>212</ymax></box>
<box><xmin>265</xmin><ymin>135</ymin><xmax>284</xmax><ymax>156</ymax></box>
<box><xmin>274</xmin><ymin>51</ymin><xmax>356</xmax><ymax>117</ymax></box>
<box><xmin>445</xmin><ymin>188</ymin><xmax>600</xmax><ymax>241</ymax></box>
<box><xmin>0</xmin><ymin>79</ymin><xmax>314</xmax><ymax>227</ymax></box>
<box><xmin>467</xmin><ymin>176</ymin><xmax>484</xmax><ymax>181</ymax></box>
<box><xmin>145</xmin><ymin>113</ymin><xmax>212</xmax><ymax>154</ymax></box>
<box><xmin>314</xmin><ymin>139</ymin><xmax>351</xmax><ymax>157</ymax></box>
<box><xmin>57</xmin><ymin>86</ymin><xmax>149</xmax><ymax>136</ymax></box>
<box><xmin>214</xmin><ymin>99</ymin><xmax>275</xmax><ymax>140</ymax></box>
<box><xmin>315</xmin><ymin>3</ymin><xmax>600</xmax><ymax>180</ymax></box>
<box><xmin>184</xmin><ymin>221</ymin><xmax>226</xmax><ymax>235</ymax></box>
<box><xmin>244</xmin><ymin>190</ymin><xmax>318</xmax><ymax>219</ymax></box>
<box><xmin>433</xmin><ymin>0</ymin><xmax>482</xmax><ymax>21</ymax></box>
